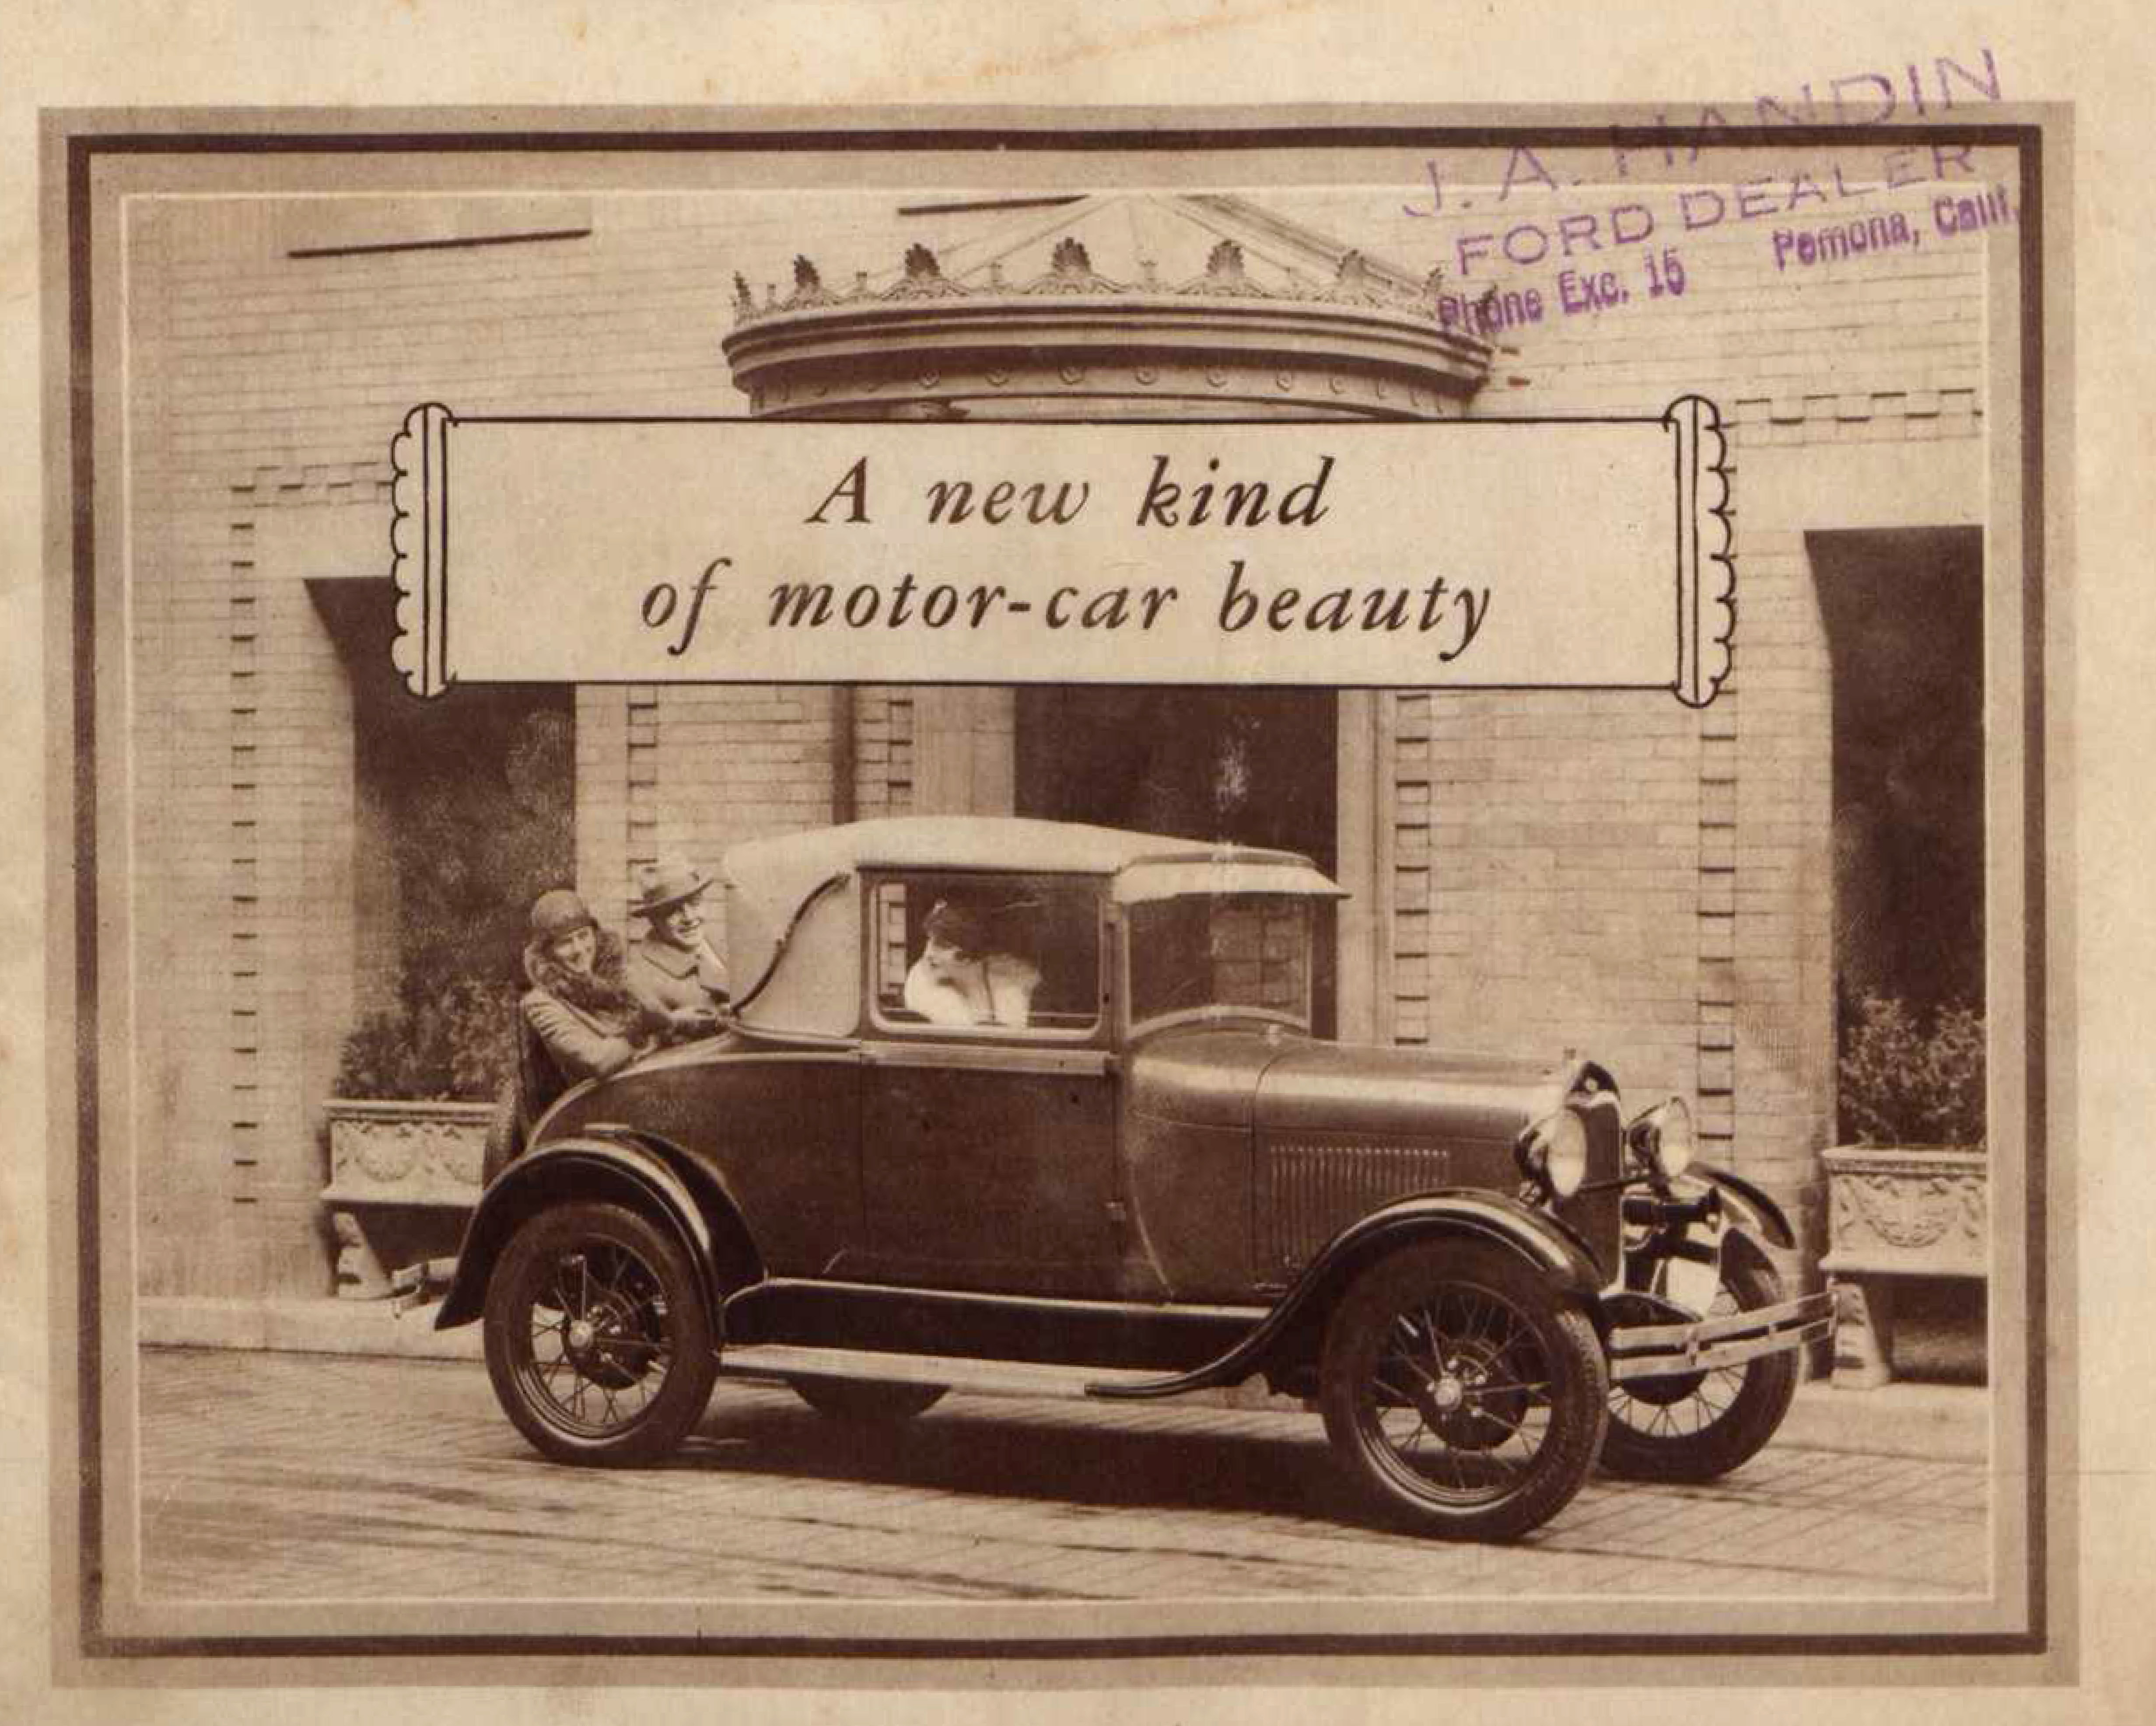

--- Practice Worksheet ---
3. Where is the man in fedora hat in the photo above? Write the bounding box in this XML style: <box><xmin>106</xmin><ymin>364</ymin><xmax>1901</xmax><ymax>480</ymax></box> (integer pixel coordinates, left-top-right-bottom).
<box><xmin>626</xmin><ymin>855</ymin><xmax>730</xmax><ymax>1041</ymax></box>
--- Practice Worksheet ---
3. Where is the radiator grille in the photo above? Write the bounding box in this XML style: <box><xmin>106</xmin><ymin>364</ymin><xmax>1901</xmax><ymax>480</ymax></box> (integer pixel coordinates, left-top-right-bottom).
<box><xmin>1553</xmin><ymin>1099</ymin><xmax>1625</xmax><ymax>1279</ymax></box>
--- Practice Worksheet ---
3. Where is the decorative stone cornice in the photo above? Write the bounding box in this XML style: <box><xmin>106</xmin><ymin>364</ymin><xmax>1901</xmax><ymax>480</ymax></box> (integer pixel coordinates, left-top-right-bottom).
<box><xmin>728</xmin><ymin>239</ymin><xmax>1456</xmax><ymax>331</ymax></box>
<box><xmin>722</xmin><ymin>237</ymin><xmax>1491</xmax><ymax>422</ymax></box>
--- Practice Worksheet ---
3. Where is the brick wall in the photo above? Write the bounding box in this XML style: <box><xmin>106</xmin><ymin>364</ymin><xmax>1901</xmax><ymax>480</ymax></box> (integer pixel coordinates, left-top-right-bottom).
<box><xmin>597</xmin><ymin>685</ymin><xmax>847</xmax><ymax>932</ymax></box>
<box><xmin>1382</xmin><ymin>155</ymin><xmax>1993</xmax><ymax>1250</ymax></box>
<box><xmin>854</xmin><ymin>687</ymin><xmax>917</xmax><ymax>819</ymax></box>
<box><xmin>124</xmin><ymin>194</ymin><xmax>820</xmax><ymax>1299</ymax></box>
<box><xmin>123</xmin><ymin>167</ymin><xmax>1995</xmax><ymax>1299</ymax></box>
<box><xmin>1385</xmin><ymin>687</ymin><xmax>1710</xmax><ymax>1119</ymax></box>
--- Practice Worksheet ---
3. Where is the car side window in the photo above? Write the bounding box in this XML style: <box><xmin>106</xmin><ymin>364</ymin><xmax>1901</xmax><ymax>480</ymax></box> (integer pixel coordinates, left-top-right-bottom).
<box><xmin>870</xmin><ymin>876</ymin><xmax>1102</xmax><ymax>1037</ymax></box>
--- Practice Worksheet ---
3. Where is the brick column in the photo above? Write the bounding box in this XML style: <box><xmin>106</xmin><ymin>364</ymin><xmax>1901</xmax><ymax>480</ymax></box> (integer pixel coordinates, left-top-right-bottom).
<box><xmin>911</xmin><ymin>688</ymin><xmax>1015</xmax><ymax>815</ymax></box>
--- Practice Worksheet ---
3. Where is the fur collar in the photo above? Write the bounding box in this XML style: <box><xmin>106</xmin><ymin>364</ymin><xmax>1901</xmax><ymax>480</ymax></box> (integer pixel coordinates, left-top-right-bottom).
<box><xmin>523</xmin><ymin>927</ymin><xmax>643</xmax><ymax>1021</ymax></box>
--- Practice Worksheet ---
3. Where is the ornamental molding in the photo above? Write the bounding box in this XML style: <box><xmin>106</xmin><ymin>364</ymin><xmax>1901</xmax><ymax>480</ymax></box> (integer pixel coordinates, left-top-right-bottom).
<box><xmin>728</xmin><ymin>239</ymin><xmax>1457</xmax><ymax>332</ymax></box>
<box><xmin>1821</xmin><ymin>1145</ymin><xmax>1987</xmax><ymax>1276</ymax></box>
<box><xmin>323</xmin><ymin>1098</ymin><xmax>491</xmax><ymax>1203</ymax></box>
<box><xmin>742</xmin><ymin>353</ymin><xmax>1471</xmax><ymax>420</ymax></box>
<box><xmin>1821</xmin><ymin>1146</ymin><xmax>1986</xmax><ymax>1180</ymax></box>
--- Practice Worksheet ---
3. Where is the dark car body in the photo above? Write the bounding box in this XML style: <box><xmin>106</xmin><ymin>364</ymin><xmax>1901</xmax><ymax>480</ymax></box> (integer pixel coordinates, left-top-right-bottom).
<box><xmin>441</xmin><ymin>816</ymin><xmax>1829</xmax><ymax>1540</ymax></box>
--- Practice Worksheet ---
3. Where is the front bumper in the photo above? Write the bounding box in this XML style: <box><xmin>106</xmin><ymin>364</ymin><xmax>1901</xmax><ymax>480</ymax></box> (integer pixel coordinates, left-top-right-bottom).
<box><xmin>1604</xmin><ymin>1289</ymin><xmax>1833</xmax><ymax>1383</ymax></box>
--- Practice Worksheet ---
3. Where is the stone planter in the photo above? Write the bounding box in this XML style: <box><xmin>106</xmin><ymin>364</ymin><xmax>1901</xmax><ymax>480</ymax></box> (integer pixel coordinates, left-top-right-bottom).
<box><xmin>1819</xmin><ymin>1146</ymin><xmax>1987</xmax><ymax>1388</ymax></box>
<box><xmin>321</xmin><ymin>1098</ymin><xmax>494</xmax><ymax>1298</ymax></box>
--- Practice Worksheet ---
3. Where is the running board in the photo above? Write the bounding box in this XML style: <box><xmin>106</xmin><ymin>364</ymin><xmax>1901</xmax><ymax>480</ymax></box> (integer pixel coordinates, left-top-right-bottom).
<box><xmin>716</xmin><ymin>1343</ymin><xmax>1170</xmax><ymax>1401</ymax></box>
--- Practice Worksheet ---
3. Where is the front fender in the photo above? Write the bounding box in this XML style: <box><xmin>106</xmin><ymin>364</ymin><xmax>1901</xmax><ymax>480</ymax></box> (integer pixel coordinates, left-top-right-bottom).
<box><xmin>1090</xmin><ymin>1189</ymin><xmax>1604</xmax><ymax>1401</ymax></box>
<box><xmin>433</xmin><ymin>1131</ymin><xmax>736</xmax><ymax>1331</ymax></box>
<box><xmin>1688</xmin><ymin>1162</ymin><xmax>1796</xmax><ymax>1250</ymax></box>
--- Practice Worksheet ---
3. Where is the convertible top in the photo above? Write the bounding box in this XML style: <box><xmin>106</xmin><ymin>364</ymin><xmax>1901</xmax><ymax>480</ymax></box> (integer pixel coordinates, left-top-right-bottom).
<box><xmin>723</xmin><ymin>815</ymin><xmax>1327</xmax><ymax>888</ymax></box>
<box><xmin>721</xmin><ymin>817</ymin><xmax>1343</xmax><ymax>1036</ymax></box>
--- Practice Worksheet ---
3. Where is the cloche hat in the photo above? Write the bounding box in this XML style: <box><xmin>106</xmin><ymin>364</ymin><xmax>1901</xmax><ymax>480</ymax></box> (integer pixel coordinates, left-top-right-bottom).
<box><xmin>528</xmin><ymin>888</ymin><xmax>597</xmax><ymax>943</ymax></box>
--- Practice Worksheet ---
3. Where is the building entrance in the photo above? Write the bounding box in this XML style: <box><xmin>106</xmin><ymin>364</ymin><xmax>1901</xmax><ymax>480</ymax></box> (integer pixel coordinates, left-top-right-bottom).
<box><xmin>1014</xmin><ymin>686</ymin><xmax>1338</xmax><ymax>1031</ymax></box>
<box><xmin>1810</xmin><ymin>527</ymin><xmax>1986</xmax><ymax>1140</ymax></box>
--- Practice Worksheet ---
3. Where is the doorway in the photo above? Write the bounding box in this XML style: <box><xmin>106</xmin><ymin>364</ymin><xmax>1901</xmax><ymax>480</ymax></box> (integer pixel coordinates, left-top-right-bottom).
<box><xmin>312</xmin><ymin>577</ymin><xmax>575</xmax><ymax>1092</ymax></box>
<box><xmin>1014</xmin><ymin>686</ymin><xmax>1339</xmax><ymax>1031</ymax></box>
<box><xmin>1809</xmin><ymin>527</ymin><xmax>1985</xmax><ymax>1140</ymax></box>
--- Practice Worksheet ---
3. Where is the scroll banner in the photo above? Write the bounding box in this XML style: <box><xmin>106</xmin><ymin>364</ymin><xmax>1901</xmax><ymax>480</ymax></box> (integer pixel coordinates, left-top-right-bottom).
<box><xmin>389</xmin><ymin>399</ymin><xmax>1730</xmax><ymax>704</ymax></box>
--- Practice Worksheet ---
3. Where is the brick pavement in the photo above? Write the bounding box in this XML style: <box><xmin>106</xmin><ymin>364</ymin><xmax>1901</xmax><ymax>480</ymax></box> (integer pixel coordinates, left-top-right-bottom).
<box><xmin>134</xmin><ymin>1347</ymin><xmax>1989</xmax><ymax>1603</ymax></box>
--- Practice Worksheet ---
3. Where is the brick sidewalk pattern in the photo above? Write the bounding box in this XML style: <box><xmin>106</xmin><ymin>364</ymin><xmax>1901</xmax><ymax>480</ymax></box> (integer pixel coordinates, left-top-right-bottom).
<box><xmin>136</xmin><ymin>1348</ymin><xmax>1989</xmax><ymax>1603</ymax></box>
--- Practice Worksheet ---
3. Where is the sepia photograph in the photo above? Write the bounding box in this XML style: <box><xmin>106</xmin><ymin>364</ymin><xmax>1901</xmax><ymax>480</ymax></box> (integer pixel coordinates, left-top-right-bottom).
<box><xmin>32</xmin><ymin>66</ymin><xmax>2082</xmax><ymax>1695</ymax></box>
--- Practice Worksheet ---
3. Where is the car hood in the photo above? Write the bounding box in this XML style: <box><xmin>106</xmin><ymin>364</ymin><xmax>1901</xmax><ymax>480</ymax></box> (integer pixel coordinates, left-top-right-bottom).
<box><xmin>1127</xmin><ymin>1024</ymin><xmax>1572</xmax><ymax>1140</ymax></box>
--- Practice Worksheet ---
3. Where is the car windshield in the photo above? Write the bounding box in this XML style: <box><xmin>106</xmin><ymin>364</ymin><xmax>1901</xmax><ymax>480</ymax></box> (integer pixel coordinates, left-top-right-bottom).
<box><xmin>1127</xmin><ymin>892</ymin><xmax>1314</xmax><ymax>1029</ymax></box>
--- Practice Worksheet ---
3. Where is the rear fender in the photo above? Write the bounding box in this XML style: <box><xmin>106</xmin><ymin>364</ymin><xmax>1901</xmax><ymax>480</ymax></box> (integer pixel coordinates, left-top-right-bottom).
<box><xmin>1089</xmin><ymin>1190</ymin><xmax>1604</xmax><ymax>1401</ymax></box>
<box><xmin>433</xmin><ymin>1130</ymin><xmax>756</xmax><ymax>1331</ymax></box>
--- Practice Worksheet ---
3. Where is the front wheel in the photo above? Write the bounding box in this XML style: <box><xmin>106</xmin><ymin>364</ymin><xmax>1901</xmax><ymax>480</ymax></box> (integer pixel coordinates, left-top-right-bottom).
<box><xmin>1600</xmin><ymin>1247</ymin><xmax>1798</xmax><ymax>1482</ymax></box>
<box><xmin>483</xmin><ymin>1201</ymin><xmax>717</xmax><ymax>1467</ymax></box>
<box><xmin>1320</xmin><ymin>1240</ymin><xmax>1608</xmax><ymax>1542</ymax></box>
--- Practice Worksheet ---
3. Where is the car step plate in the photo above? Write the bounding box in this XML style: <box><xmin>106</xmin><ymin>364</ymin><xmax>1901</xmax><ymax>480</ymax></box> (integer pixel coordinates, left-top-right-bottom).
<box><xmin>716</xmin><ymin>1343</ymin><xmax>1167</xmax><ymax>1402</ymax></box>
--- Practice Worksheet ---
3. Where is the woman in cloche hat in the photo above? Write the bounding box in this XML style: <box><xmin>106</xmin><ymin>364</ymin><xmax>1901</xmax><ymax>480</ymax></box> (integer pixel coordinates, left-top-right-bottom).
<box><xmin>520</xmin><ymin>888</ymin><xmax>666</xmax><ymax>1082</ymax></box>
<box><xmin>625</xmin><ymin>856</ymin><xmax>731</xmax><ymax>1041</ymax></box>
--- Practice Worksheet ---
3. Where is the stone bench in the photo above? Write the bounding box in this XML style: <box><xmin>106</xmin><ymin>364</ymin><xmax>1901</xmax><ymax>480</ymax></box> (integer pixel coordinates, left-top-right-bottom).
<box><xmin>1819</xmin><ymin>1146</ymin><xmax>1987</xmax><ymax>1388</ymax></box>
<box><xmin>322</xmin><ymin>1099</ymin><xmax>491</xmax><ymax>1298</ymax></box>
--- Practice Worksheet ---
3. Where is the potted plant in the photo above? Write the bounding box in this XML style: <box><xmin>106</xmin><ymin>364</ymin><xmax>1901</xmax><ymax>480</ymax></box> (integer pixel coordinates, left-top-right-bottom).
<box><xmin>322</xmin><ymin>703</ymin><xmax>573</xmax><ymax>1295</ymax></box>
<box><xmin>1821</xmin><ymin>992</ymin><xmax>1988</xmax><ymax>1387</ymax></box>
<box><xmin>322</xmin><ymin>979</ymin><xmax>518</xmax><ymax>1296</ymax></box>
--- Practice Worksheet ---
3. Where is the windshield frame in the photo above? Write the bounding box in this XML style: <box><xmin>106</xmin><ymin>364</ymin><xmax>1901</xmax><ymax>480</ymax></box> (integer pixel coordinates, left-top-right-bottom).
<box><xmin>1118</xmin><ymin>889</ymin><xmax>1320</xmax><ymax>1041</ymax></box>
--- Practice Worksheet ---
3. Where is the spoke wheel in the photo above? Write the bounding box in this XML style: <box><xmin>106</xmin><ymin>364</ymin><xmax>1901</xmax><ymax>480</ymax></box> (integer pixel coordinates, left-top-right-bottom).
<box><xmin>1320</xmin><ymin>1240</ymin><xmax>1606</xmax><ymax>1542</ymax></box>
<box><xmin>483</xmin><ymin>1202</ymin><xmax>716</xmax><ymax>1467</ymax></box>
<box><xmin>1601</xmin><ymin>1247</ymin><xmax>1798</xmax><ymax>1482</ymax></box>
<box><xmin>791</xmin><ymin>1378</ymin><xmax>948</xmax><ymax>1422</ymax></box>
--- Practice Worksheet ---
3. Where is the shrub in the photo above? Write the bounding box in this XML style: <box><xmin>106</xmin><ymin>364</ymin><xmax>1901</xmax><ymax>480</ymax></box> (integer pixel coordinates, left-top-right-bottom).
<box><xmin>1837</xmin><ymin>992</ymin><xmax>1985</xmax><ymax>1149</ymax></box>
<box><xmin>334</xmin><ymin>977</ymin><xmax>519</xmax><ymax>1102</ymax></box>
<box><xmin>333</xmin><ymin>702</ymin><xmax>571</xmax><ymax>1102</ymax></box>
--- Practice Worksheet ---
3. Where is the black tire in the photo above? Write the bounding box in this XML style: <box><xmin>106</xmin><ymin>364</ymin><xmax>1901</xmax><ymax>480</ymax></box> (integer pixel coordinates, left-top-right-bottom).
<box><xmin>1600</xmin><ymin>1248</ymin><xmax>1798</xmax><ymax>1482</ymax></box>
<box><xmin>1319</xmin><ymin>1240</ymin><xmax>1608</xmax><ymax>1542</ymax></box>
<box><xmin>790</xmin><ymin>1378</ymin><xmax>948</xmax><ymax>1422</ymax></box>
<box><xmin>483</xmin><ymin>1201</ymin><xmax>717</xmax><ymax>1467</ymax></box>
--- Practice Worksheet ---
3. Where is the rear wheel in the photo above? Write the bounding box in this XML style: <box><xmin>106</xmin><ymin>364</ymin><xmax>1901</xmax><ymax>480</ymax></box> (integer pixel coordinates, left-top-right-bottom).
<box><xmin>1600</xmin><ymin>1249</ymin><xmax>1798</xmax><ymax>1481</ymax></box>
<box><xmin>1320</xmin><ymin>1240</ymin><xmax>1607</xmax><ymax>1542</ymax></box>
<box><xmin>790</xmin><ymin>1378</ymin><xmax>947</xmax><ymax>1422</ymax></box>
<box><xmin>483</xmin><ymin>1201</ymin><xmax>716</xmax><ymax>1467</ymax></box>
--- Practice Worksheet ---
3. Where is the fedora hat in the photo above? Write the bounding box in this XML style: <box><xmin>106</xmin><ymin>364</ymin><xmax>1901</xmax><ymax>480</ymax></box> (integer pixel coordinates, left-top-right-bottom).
<box><xmin>632</xmin><ymin>856</ymin><xmax>712</xmax><ymax>920</ymax></box>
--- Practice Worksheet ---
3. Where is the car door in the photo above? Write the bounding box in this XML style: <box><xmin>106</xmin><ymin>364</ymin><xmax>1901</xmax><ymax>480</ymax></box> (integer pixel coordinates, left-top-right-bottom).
<box><xmin>855</xmin><ymin>873</ymin><xmax>1122</xmax><ymax>1296</ymax></box>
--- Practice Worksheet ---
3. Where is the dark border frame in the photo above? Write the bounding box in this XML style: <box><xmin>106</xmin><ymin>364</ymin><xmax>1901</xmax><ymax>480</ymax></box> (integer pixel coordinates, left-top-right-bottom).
<box><xmin>58</xmin><ymin>114</ymin><xmax>2052</xmax><ymax>1664</ymax></box>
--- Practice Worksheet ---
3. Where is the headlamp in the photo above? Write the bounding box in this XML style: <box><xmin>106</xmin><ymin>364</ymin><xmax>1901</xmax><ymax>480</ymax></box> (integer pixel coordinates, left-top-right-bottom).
<box><xmin>1626</xmin><ymin>1097</ymin><xmax>1696</xmax><ymax>1180</ymax></box>
<box><xmin>1516</xmin><ymin>1107</ymin><xmax>1589</xmax><ymax>1199</ymax></box>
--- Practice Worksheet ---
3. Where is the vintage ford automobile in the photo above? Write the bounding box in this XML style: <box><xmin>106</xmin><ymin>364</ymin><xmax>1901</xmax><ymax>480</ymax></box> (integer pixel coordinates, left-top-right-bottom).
<box><xmin>437</xmin><ymin>816</ymin><xmax>1830</xmax><ymax>1541</ymax></box>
